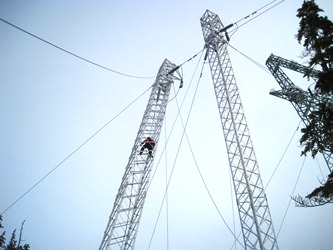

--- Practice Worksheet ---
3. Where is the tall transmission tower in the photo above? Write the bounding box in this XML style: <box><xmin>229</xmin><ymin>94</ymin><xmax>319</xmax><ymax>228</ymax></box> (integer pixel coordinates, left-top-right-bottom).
<box><xmin>266</xmin><ymin>54</ymin><xmax>333</xmax><ymax>207</ymax></box>
<box><xmin>100</xmin><ymin>9</ymin><xmax>279</xmax><ymax>250</ymax></box>
<box><xmin>99</xmin><ymin>59</ymin><xmax>179</xmax><ymax>250</ymax></box>
<box><xmin>200</xmin><ymin>10</ymin><xmax>278</xmax><ymax>249</ymax></box>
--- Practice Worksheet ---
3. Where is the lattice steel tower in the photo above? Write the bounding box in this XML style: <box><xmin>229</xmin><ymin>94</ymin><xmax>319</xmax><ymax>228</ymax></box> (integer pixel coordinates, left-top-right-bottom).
<box><xmin>200</xmin><ymin>10</ymin><xmax>278</xmax><ymax>249</ymax></box>
<box><xmin>266</xmin><ymin>54</ymin><xmax>333</xmax><ymax>206</ymax></box>
<box><xmin>99</xmin><ymin>59</ymin><xmax>178</xmax><ymax>250</ymax></box>
<box><xmin>100</xmin><ymin>10</ymin><xmax>279</xmax><ymax>250</ymax></box>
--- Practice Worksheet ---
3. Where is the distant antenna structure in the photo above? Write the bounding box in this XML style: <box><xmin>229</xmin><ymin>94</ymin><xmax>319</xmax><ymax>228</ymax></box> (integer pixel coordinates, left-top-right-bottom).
<box><xmin>266</xmin><ymin>54</ymin><xmax>333</xmax><ymax>207</ymax></box>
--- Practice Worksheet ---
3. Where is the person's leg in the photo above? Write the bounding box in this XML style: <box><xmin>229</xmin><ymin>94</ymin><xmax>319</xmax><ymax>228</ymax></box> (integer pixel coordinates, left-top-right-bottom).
<box><xmin>139</xmin><ymin>144</ymin><xmax>146</xmax><ymax>155</ymax></box>
<box><xmin>147</xmin><ymin>144</ymin><xmax>153</xmax><ymax>157</ymax></box>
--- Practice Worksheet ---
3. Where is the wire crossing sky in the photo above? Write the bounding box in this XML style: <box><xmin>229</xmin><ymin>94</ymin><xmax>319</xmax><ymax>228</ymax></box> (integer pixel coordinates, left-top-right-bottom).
<box><xmin>1</xmin><ymin>1</ymin><xmax>332</xmax><ymax>250</ymax></box>
<box><xmin>0</xmin><ymin>17</ymin><xmax>156</xmax><ymax>79</ymax></box>
<box><xmin>1</xmin><ymin>85</ymin><xmax>153</xmax><ymax>215</ymax></box>
<box><xmin>0</xmin><ymin>0</ymin><xmax>283</xmax><ymax>80</ymax></box>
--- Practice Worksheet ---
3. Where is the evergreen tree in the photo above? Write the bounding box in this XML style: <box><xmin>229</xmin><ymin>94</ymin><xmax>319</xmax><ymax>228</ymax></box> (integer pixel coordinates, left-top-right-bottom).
<box><xmin>294</xmin><ymin>0</ymin><xmax>333</xmax><ymax>206</ymax></box>
<box><xmin>300</xmin><ymin>101</ymin><xmax>333</xmax><ymax>157</ymax></box>
<box><xmin>20</xmin><ymin>245</ymin><xmax>30</xmax><ymax>250</ymax></box>
<box><xmin>296</xmin><ymin>0</ymin><xmax>333</xmax><ymax>93</ymax></box>
<box><xmin>0</xmin><ymin>217</ymin><xmax>30</xmax><ymax>250</ymax></box>
<box><xmin>0</xmin><ymin>216</ymin><xmax>6</xmax><ymax>248</ymax></box>
<box><xmin>6</xmin><ymin>230</ymin><xmax>17</xmax><ymax>250</ymax></box>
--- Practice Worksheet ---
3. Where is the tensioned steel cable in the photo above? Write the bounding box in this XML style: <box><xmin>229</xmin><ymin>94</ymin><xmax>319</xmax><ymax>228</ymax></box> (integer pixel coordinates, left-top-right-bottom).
<box><xmin>148</xmin><ymin>52</ymin><xmax>245</xmax><ymax>249</ymax></box>
<box><xmin>229</xmin><ymin>120</ymin><xmax>302</xmax><ymax>249</ymax></box>
<box><xmin>228</xmin><ymin>43</ymin><xmax>271</xmax><ymax>74</ymax></box>
<box><xmin>147</xmin><ymin>49</ymin><xmax>206</xmax><ymax>249</ymax></box>
<box><xmin>277</xmin><ymin>155</ymin><xmax>307</xmax><ymax>237</ymax></box>
<box><xmin>147</xmin><ymin>47</ymin><xmax>206</xmax><ymax>191</ymax></box>
<box><xmin>229</xmin><ymin>0</ymin><xmax>285</xmax><ymax>33</ymax></box>
<box><xmin>175</xmin><ymin>64</ymin><xmax>246</xmax><ymax>249</ymax></box>
<box><xmin>228</xmin><ymin>155</ymin><xmax>238</xmax><ymax>250</ymax></box>
<box><xmin>0</xmin><ymin>18</ymin><xmax>155</xmax><ymax>79</ymax></box>
<box><xmin>1</xmin><ymin>84</ymin><xmax>153</xmax><ymax>215</ymax></box>
<box><xmin>266</xmin><ymin>120</ymin><xmax>303</xmax><ymax>189</ymax></box>
<box><xmin>163</xmin><ymin>118</ymin><xmax>170</xmax><ymax>250</ymax></box>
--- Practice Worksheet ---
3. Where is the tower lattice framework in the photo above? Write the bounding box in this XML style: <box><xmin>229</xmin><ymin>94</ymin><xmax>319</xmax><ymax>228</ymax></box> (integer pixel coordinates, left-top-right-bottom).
<box><xmin>266</xmin><ymin>54</ymin><xmax>333</xmax><ymax>206</ymax></box>
<box><xmin>200</xmin><ymin>10</ymin><xmax>279</xmax><ymax>250</ymax></box>
<box><xmin>99</xmin><ymin>59</ymin><xmax>177</xmax><ymax>250</ymax></box>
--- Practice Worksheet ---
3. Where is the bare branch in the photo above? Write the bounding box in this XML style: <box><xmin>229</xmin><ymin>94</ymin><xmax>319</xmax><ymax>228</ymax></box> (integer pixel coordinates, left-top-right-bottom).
<box><xmin>291</xmin><ymin>194</ymin><xmax>333</xmax><ymax>207</ymax></box>
<box><xmin>18</xmin><ymin>220</ymin><xmax>26</xmax><ymax>247</ymax></box>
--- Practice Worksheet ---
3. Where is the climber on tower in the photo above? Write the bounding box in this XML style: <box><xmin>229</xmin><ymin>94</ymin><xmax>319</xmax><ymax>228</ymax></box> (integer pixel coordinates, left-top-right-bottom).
<box><xmin>139</xmin><ymin>137</ymin><xmax>156</xmax><ymax>158</ymax></box>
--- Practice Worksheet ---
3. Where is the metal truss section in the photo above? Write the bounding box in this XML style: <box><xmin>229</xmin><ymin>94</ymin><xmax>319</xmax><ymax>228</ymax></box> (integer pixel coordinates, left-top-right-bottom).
<box><xmin>200</xmin><ymin>10</ymin><xmax>278</xmax><ymax>250</ymax></box>
<box><xmin>99</xmin><ymin>59</ymin><xmax>177</xmax><ymax>250</ymax></box>
<box><xmin>266</xmin><ymin>54</ymin><xmax>333</xmax><ymax>172</ymax></box>
<box><xmin>266</xmin><ymin>54</ymin><xmax>333</xmax><ymax>207</ymax></box>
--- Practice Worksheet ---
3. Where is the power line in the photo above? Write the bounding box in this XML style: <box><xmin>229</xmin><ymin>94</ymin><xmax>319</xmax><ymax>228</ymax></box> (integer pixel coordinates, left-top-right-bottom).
<box><xmin>234</xmin><ymin>0</ymin><xmax>279</xmax><ymax>25</ymax></box>
<box><xmin>147</xmin><ymin>47</ymin><xmax>206</xmax><ymax>193</ymax></box>
<box><xmin>265</xmin><ymin>121</ymin><xmax>302</xmax><ymax>189</ymax></box>
<box><xmin>1</xmin><ymin>0</ymin><xmax>284</xmax><ymax>80</ymax></box>
<box><xmin>0</xmin><ymin>18</ymin><xmax>155</xmax><ymax>79</ymax></box>
<box><xmin>220</xmin><ymin>0</ymin><xmax>285</xmax><ymax>41</ymax></box>
<box><xmin>177</xmin><ymin>61</ymin><xmax>245</xmax><ymax>248</ymax></box>
<box><xmin>147</xmin><ymin>50</ymin><xmax>206</xmax><ymax>249</ymax></box>
<box><xmin>163</xmin><ymin>118</ymin><xmax>170</xmax><ymax>250</ymax></box>
<box><xmin>204</xmin><ymin>1</ymin><xmax>286</xmax><ymax>76</ymax></box>
<box><xmin>219</xmin><ymin>0</ymin><xmax>285</xmax><ymax>41</ymax></box>
<box><xmin>1</xmin><ymin>85</ymin><xmax>152</xmax><ymax>215</ymax></box>
<box><xmin>148</xmin><ymin>50</ymin><xmax>244</xmax><ymax>248</ymax></box>
<box><xmin>237</xmin><ymin>0</ymin><xmax>285</xmax><ymax>29</ymax></box>
<box><xmin>277</xmin><ymin>155</ymin><xmax>306</xmax><ymax>237</ymax></box>
<box><xmin>230</xmin><ymin>0</ymin><xmax>285</xmax><ymax>33</ymax></box>
<box><xmin>228</xmin><ymin>43</ymin><xmax>271</xmax><ymax>74</ymax></box>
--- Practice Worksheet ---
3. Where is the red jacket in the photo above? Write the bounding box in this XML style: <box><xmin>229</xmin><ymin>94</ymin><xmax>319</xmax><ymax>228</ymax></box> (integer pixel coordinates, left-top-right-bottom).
<box><xmin>141</xmin><ymin>137</ymin><xmax>155</xmax><ymax>145</ymax></box>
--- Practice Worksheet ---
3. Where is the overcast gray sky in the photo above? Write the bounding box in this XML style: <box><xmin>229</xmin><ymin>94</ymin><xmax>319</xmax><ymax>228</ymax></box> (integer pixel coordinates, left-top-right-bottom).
<box><xmin>1</xmin><ymin>0</ymin><xmax>333</xmax><ymax>249</ymax></box>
